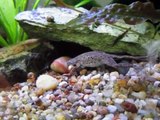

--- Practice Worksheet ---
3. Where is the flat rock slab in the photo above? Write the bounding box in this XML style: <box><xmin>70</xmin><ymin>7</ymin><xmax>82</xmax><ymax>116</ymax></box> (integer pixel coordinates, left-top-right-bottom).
<box><xmin>15</xmin><ymin>7</ymin><xmax>147</xmax><ymax>55</ymax></box>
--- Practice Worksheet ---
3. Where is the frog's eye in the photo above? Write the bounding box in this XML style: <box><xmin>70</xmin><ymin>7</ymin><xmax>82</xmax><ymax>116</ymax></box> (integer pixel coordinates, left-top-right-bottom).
<box><xmin>68</xmin><ymin>65</ymin><xmax>74</xmax><ymax>71</ymax></box>
<box><xmin>76</xmin><ymin>63</ymin><xmax>81</xmax><ymax>67</ymax></box>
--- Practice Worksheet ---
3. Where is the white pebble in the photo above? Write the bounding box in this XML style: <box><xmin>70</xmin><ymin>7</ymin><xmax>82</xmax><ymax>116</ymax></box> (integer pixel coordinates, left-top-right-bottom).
<box><xmin>130</xmin><ymin>76</ymin><xmax>139</xmax><ymax>81</ymax></box>
<box><xmin>31</xmin><ymin>95</ymin><xmax>38</xmax><ymax>102</ymax></box>
<box><xmin>151</xmin><ymin>72</ymin><xmax>160</xmax><ymax>80</ymax></box>
<box><xmin>145</xmin><ymin>99</ymin><xmax>158</xmax><ymax>110</ymax></box>
<box><xmin>83</xmin><ymin>94</ymin><xmax>89</xmax><ymax>100</ymax></box>
<box><xmin>153</xmin><ymin>81</ymin><xmax>160</xmax><ymax>87</ymax></box>
<box><xmin>114</xmin><ymin>98</ymin><xmax>124</xmax><ymax>104</ymax></box>
<box><xmin>91</xmin><ymin>70</ymin><xmax>97</xmax><ymax>75</ymax></box>
<box><xmin>93</xmin><ymin>115</ymin><xmax>103</xmax><ymax>120</ymax></box>
<box><xmin>21</xmin><ymin>86</ymin><xmax>29</xmax><ymax>91</ymax></box>
<box><xmin>103</xmin><ymin>73</ymin><xmax>110</xmax><ymax>81</ymax></box>
<box><xmin>133</xmin><ymin>115</ymin><xmax>142</xmax><ymax>120</ymax></box>
<box><xmin>138</xmin><ymin>109</ymin><xmax>150</xmax><ymax>116</ymax></box>
<box><xmin>46</xmin><ymin>114</ymin><xmax>55</xmax><ymax>120</ymax></box>
<box><xmin>110</xmin><ymin>72</ymin><xmax>119</xmax><ymax>81</ymax></box>
<box><xmin>126</xmin><ymin>68</ymin><xmax>137</xmax><ymax>76</ymax></box>
<box><xmin>134</xmin><ymin>99</ymin><xmax>146</xmax><ymax>109</ymax></box>
<box><xmin>36</xmin><ymin>74</ymin><xmax>58</xmax><ymax>90</ymax></box>
<box><xmin>67</xmin><ymin>92</ymin><xmax>78</xmax><ymax>103</ymax></box>
<box><xmin>107</xmin><ymin>105</ymin><xmax>117</xmax><ymax>113</ymax></box>
<box><xmin>153</xmin><ymin>64</ymin><xmax>160</xmax><ymax>72</ymax></box>
<box><xmin>85</xmin><ymin>106</ymin><xmax>92</xmax><ymax>111</ymax></box>
<box><xmin>91</xmin><ymin>74</ymin><xmax>101</xmax><ymax>79</ymax></box>
<box><xmin>119</xmin><ymin>113</ymin><xmax>128</xmax><ymax>120</ymax></box>
<box><xmin>110</xmin><ymin>76</ymin><xmax>117</xmax><ymax>81</ymax></box>
<box><xmin>102</xmin><ymin>114</ymin><xmax>114</xmax><ymax>120</ymax></box>
<box><xmin>131</xmin><ymin>91</ymin><xmax>146</xmax><ymax>99</ymax></box>
<box><xmin>110</xmin><ymin>71</ymin><xmax>119</xmax><ymax>78</ymax></box>
<box><xmin>0</xmin><ymin>96</ymin><xmax>3</xmax><ymax>103</ymax></box>
<box><xmin>58</xmin><ymin>81</ymin><xmax>68</xmax><ymax>87</ymax></box>
<box><xmin>103</xmin><ymin>89</ymin><xmax>113</xmax><ymax>98</ymax></box>
<box><xmin>19</xmin><ymin>114</ymin><xmax>28</xmax><ymax>120</ymax></box>
<box><xmin>80</xmin><ymin>74</ymin><xmax>92</xmax><ymax>81</ymax></box>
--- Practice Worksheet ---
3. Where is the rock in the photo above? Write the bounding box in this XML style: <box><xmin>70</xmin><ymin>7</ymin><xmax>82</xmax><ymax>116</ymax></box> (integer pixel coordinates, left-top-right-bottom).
<box><xmin>131</xmin><ymin>91</ymin><xmax>146</xmax><ymax>100</ymax></box>
<box><xmin>67</xmin><ymin>92</ymin><xmax>79</xmax><ymax>103</ymax></box>
<box><xmin>36</xmin><ymin>74</ymin><xmax>58</xmax><ymax>90</ymax></box>
<box><xmin>107</xmin><ymin>105</ymin><xmax>117</xmax><ymax>113</ymax></box>
<box><xmin>121</xmin><ymin>101</ymin><xmax>138</xmax><ymax>113</ymax></box>
<box><xmin>110</xmin><ymin>71</ymin><xmax>119</xmax><ymax>81</ymax></box>
<box><xmin>50</xmin><ymin>56</ymin><xmax>70</xmax><ymax>74</ymax></box>
<box><xmin>55</xmin><ymin>113</ymin><xmax>66</xmax><ymax>120</ymax></box>
<box><xmin>103</xmin><ymin>114</ymin><xmax>114</xmax><ymax>120</ymax></box>
<box><xmin>0</xmin><ymin>73</ymin><xmax>10</xmax><ymax>88</ymax></box>
<box><xmin>154</xmin><ymin>81</ymin><xmax>160</xmax><ymax>87</ymax></box>
<box><xmin>151</xmin><ymin>72</ymin><xmax>160</xmax><ymax>80</ymax></box>
<box><xmin>15</xmin><ymin>7</ymin><xmax>147</xmax><ymax>55</ymax></box>
<box><xmin>96</xmin><ymin>106</ymin><xmax>108</xmax><ymax>115</ymax></box>
<box><xmin>0</xmin><ymin>39</ymin><xmax>55</xmax><ymax>85</ymax></box>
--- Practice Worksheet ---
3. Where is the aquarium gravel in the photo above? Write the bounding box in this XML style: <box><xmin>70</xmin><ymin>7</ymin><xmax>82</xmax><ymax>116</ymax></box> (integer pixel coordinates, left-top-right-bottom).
<box><xmin>0</xmin><ymin>62</ymin><xmax>160</xmax><ymax>120</ymax></box>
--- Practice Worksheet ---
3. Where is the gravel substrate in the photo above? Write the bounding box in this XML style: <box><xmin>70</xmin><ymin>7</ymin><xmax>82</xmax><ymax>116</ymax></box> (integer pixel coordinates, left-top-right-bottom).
<box><xmin>0</xmin><ymin>62</ymin><xmax>160</xmax><ymax>120</ymax></box>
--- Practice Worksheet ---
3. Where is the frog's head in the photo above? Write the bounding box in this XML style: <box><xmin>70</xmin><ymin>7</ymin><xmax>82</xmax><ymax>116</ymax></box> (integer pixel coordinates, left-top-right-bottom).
<box><xmin>67</xmin><ymin>58</ymin><xmax>81</xmax><ymax>68</ymax></box>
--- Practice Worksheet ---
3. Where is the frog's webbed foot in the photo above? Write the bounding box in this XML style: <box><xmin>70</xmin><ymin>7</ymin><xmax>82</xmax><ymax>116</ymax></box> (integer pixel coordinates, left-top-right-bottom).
<box><xmin>63</xmin><ymin>66</ymin><xmax>76</xmax><ymax>77</ymax></box>
<box><xmin>63</xmin><ymin>64</ymin><xmax>82</xmax><ymax>77</ymax></box>
<box><xmin>115</xmin><ymin>62</ymin><xmax>133</xmax><ymax>75</ymax></box>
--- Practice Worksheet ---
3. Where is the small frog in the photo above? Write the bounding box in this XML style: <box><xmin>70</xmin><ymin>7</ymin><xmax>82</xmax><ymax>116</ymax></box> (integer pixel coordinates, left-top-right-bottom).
<box><xmin>67</xmin><ymin>51</ymin><xmax>146</xmax><ymax>74</ymax></box>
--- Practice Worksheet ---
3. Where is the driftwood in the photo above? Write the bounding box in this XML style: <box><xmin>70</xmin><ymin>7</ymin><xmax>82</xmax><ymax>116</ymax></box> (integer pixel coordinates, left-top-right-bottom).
<box><xmin>0</xmin><ymin>39</ymin><xmax>54</xmax><ymax>85</ymax></box>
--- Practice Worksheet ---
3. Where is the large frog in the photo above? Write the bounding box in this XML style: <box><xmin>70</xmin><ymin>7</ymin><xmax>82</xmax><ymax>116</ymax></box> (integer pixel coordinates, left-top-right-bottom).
<box><xmin>67</xmin><ymin>51</ymin><xmax>146</xmax><ymax>74</ymax></box>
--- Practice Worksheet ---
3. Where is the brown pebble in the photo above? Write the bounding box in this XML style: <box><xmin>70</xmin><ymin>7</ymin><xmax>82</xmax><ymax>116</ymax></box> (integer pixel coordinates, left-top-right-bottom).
<box><xmin>83</xmin><ymin>89</ymin><xmax>93</xmax><ymax>94</ymax></box>
<box><xmin>88</xmin><ymin>78</ymin><xmax>101</xmax><ymax>87</ymax></box>
<box><xmin>131</xmin><ymin>83</ymin><xmax>147</xmax><ymax>92</ymax></box>
<box><xmin>85</xmin><ymin>99</ymin><xmax>94</xmax><ymax>106</ymax></box>
<box><xmin>76</xmin><ymin>112</ymin><xmax>86</xmax><ymax>119</ymax></box>
<box><xmin>116</xmin><ymin>79</ymin><xmax>127</xmax><ymax>88</ymax></box>
<box><xmin>79</xmin><ymin>69</ymin><xmax>87</xmax><ymax>75</ymax></box>
<box><xmin>64</xmin><ymin>102</ymin><xmax>72</xmax><ymax>110</ymax></box>
<box><xmin>86</xmin><ymin>111</ymin><xmax>94</xmax><ymax>120</ymax></box>
<box><xmin>98</xmin><ymin>101</ymin><xmax>107</xmax><ymax>106</ymax></box>
<box><xmin>69</xmin><ymin>76</ymin><xmax>78</xmax><ymax>85</ymax></box>
<box><xmin>11</xmin><ymin>83</ymin><xmax>22</xmax><ymax>91</ymax></box>
<box><xmin>35</xmin><ymin>99</ymin><xmax>46</xmax><ymax>110</ymax></box>
<box><xmin>98</xmin><ymin>84</ymin><xmax>104</xmax><ymax>90</ymax></box>
<box><xmin>27</xmin><ymin>72</ymin><xmax>36</xmax><ymax>83</ymax></box>
<box><xmin>121</xmin><ymin>101</ymin><xmax>138</xmax><ymax>113</ymax></box>
<box><xmin>72</xmin><ymin>83</ymin><xmax>82</xmax><ymax>92</ymax></box>
<box><xmin>35</xmin><ymin>99</ymin><xmax>43</xmax><ymax>106</ymax></box>
<box><xmin>0</xmin><ymin>73</ymin><xmax>10</xmax><ymax>88</ymax></box>
<box><xmin>35</xmin><ymin>88</ymin><xmax>45</xmax><ymax>96</ymax></box>
<box><xmin>96</xmin><ymin>106</ymin><xmax>108</xmax><ymax>115</ymax></box>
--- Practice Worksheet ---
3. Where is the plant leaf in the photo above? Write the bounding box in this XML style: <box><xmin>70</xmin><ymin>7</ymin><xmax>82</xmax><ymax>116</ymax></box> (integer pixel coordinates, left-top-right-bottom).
<box><xmin>0</xmin><ymin>0</ymin><xmax>18</xmax><ymax>44</ymax></box>
<box><xmin>75</xmin><ymin>0</ymin><xmax>92</xmax><ymax>8</ymax></box>
<box><xmin>32</xmin><ymin>0</ymin><xmax>41</xmax><ymax>9</ymax></box>
<box><xmin>13</xmin><ymin>0</ymin><xmax>28</xmax><ymax>43</ymax></box>
<box><xmin>14</xmin><ymin>0</ymin><xmax>28</xmax><ymax>13</ymax></box>
<box><xmin>0</xmin><ymin>35</ymin><xmax>8</xmax><ymax>47</ymax></box>
<box><xmin>44</xmin><ymin>0</ymin><xmax>52</xmax><ymax>7</ymax></box>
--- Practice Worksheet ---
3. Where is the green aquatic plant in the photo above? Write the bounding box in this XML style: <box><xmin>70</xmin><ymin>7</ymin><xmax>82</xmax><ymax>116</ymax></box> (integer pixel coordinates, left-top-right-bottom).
<box><xmin>74</xmin><ymin>0</ymin><xmax>92</xmax><ymax>8</ymax></box>
<box><xmin>53</xmin><ymin>0</ymin><xmax>99</xmax><ymax>9</ymax></box>
<box><xmin>0</xmin><ymin>0</ymin><xmax>51</xmax><ymax>47</ymax></box>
